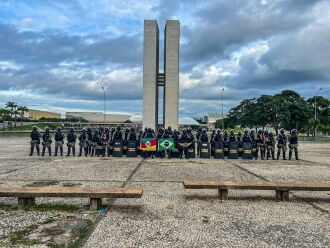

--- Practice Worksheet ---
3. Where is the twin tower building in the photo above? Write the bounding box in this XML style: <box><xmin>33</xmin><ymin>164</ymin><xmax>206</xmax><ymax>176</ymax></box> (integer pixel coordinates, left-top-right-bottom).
<box><xmin>143</xmin><ymin>20</ymin><xmax>180</xmax><ymax>130</ymax></box>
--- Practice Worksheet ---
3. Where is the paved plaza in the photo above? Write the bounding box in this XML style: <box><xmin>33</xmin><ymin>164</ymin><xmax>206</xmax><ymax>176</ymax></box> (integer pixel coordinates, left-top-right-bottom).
<box><xmin>0</xmin><ymin>137</ymin><xmax>329</xmax><ymax>247</ymax></box>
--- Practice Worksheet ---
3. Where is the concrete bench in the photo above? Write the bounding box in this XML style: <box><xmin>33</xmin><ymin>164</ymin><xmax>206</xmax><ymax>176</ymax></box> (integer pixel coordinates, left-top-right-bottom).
<box><xmin>183</xmin><ymin>180</ymin><xmax>330</xmax><ymax>201</ymax></box>
<box><xmin>0</xmin><ymin>187</ymin><xmax>143</xmax><ymax>210</ymax></box>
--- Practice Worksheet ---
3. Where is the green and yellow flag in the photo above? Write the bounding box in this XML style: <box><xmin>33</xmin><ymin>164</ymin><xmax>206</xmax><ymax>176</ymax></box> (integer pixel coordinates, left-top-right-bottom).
<box><xmin>158</xmin><ymin>138</ymin><xmax>175</xmax><ymax>151</ymax></box>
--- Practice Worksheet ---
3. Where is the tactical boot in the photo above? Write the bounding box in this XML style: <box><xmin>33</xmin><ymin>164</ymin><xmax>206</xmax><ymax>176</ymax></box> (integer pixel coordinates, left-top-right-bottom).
<box><xmin>29</xmin><ymin>146</ymin><xmax>34</xmax><ymax>156</ymax></box>
<box><xmin>41</xmin><ymin>147</ymin><xmax>46</xmax><ymax>156</ymax></box>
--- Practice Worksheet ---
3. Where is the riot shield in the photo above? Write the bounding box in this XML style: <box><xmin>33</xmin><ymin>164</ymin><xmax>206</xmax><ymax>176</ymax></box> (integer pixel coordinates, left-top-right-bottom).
<box><xmin>127</xmin><ymin>141</ymin><xmax>137</xmax><ymax>157</ymax></box>
<box><xmin>112</xmin><ymin>140</ymin><xmax>123</xmax><ymax>157</ymax></box>
<box><xmin>200</xmin><ymin>142</ymin><xmax>210</xmax><ymax>158</ymax></box>
<box><xmin>123</xmin><ymin>140</ymin><xmax>128</xmax><ymax>156</ymax></box>
<box><xmin>214</xmin><ymin>141</ymin><xmax>224</xmax><ymax>159</ymax></box>
<box><xmin>228</xmin><ymin>142</ymin><xmax>238</xmax><ymax>159</ymax></box>
<box><xmin>224</xmin><ymin>141</ymin><xmax>229</xmax><ymax>157</ymax></box>
<box><xmin>187</xmin><ymin>141</ymin><xmax>196</xmax><ymax>158</ymax></box>
<box><xmin>242</xmin><ymin>142</ymin><xmax>253</xmax><ymax>159</ymax></box>
<box><xmin>238</xmin><ymin>142</ymin><xmax>243</xmax><ymax>157</ymax></box>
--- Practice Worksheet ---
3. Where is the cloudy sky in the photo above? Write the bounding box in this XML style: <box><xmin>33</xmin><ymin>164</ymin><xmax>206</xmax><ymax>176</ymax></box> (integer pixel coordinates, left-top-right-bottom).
<box><xmin>0</xmin><ymin>0</ymin><xmax>329</xmax><ymax>121</ymax></box>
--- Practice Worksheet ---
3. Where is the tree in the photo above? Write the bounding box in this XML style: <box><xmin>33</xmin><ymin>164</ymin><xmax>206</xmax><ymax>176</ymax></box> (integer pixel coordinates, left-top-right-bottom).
<box><xmin>17</xmin><ymin>105</ymin><xmax>29</xmax><ymax>126</ymax></box>
<box><xmin>0</xmin><ymin>108</ymin><xmax>11</xmax><ymax>129</ymax></box>
<box><xmin>5</xmin><ymin>101</ymin><xmax>18</xmax><ymax>127</ymax></box>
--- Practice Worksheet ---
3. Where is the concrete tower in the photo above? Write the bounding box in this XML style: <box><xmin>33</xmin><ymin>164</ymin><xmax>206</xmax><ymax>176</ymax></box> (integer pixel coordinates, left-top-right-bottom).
<box><xmin>142</xmin><ymin>20</ymin><xmax>180</xmax><ymax>130</ymax></box>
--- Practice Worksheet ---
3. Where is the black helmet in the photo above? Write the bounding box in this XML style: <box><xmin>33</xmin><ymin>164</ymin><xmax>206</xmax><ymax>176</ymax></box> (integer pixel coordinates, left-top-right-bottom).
<box><xmin>116</xmin><ymin>126</ymin><xmax>121</xmax><ymax>131</ymax></box>
<box><xmin>130</xmin><ymin>127</ymin><xmax>135</xmax><ymax>132</ymax></box>
<box><xmin>216</xmin><ymin>129</ymin><xmax>220</xmax><ymax>134</ymax></box>
<box><xmin>69</xmin><ymin>127</ymin><xmax>74</xmax><ymax>132</ymax></box>
<box><xmin>250</xmin><ymin>130</ymin><xmax>255</xmax><ymax>134</ymax></box>
<box><xmin>168</xmin><ymin>126</ymin><xmax>172</xmax><ymax>131</ymax></box>
<box><xmin>147</xmin><ymin>128</ymin><xmax>152</xmax><ymax>132</ymax></box>
<box><xmin>258</xmin><ymin>129</ymin><xmax>262</xmax><ymax>134</ymax></box>
<box><xmin>280</xmin><ymin>128</ymin><xmax>285</xmax><ymax>134</ymax></box>
<box><xmin>202</xmin><ymin>128</ymin><xmax>207</xmax><ymax>133</ymax></box>
<box><xmin>144</xmin><ymin>127</ymin><xmax>148</xmax><ymax>131</ymax></box>
<box><xmin>125</xmin><ymin>127</ymin><xmax>130</xmax><ymax>132</ymax></box>
<box><xmin>264</xmin><ymin>130</ymin><xmax>269</xmax><ymax>135</ymax></box>
<box><xmin>105</xmin><ymin>127</ymin><xmax>109</xmax><ymax>132</ymax></box>
<box><xmin>87</xmin><ymin>127</ymin><xmax>91</xmax><ymax>132</ymax></box>
<box><xmin>82</xmin><ymin>128</ymin><xmax>86</xmax><ymax>133</ymax></box>
<box><xmin>159</xmin><ymin>127</ymin><xmax>164</xmax><ymax>132</ymax></box>
<box><xmin>198</xmin><ymin>127</ymin><xmax>202</xmax><ymax>132</ymax></box>
<box><xmin>269</xmin><ymin>132</ymin><xmax>273</xmax><ymax>137</ymax></box>
<box><xmin>230</xmin><ymin>129</ymin><xmax>234</xmax><ymax>134</ymax></box>
<box><xmin>244</xmin><ymin>129</ymin><xmax>248</xmax><ymax>135</ymax></box>
<box><xmin>183</xmin><ymin>128</ymin><xmax>187</xmax><ymax>133</ymax></box>
<box><xmin>111</xmin><ymin>127</ymin><xmax>115</xmax><ymax>132</ymax></box>
<box><xmin>56</xmin><ymin>126</ymin><xmax>61</xmax><ymax>131</ymax></box>
<box><xmin>238</xmin><ymin>131</ymin><xmax>241</xmax><ymax>136</ymax></box>
<box><xmin>188</xmin><ymin>127</ymin><xmax>192</xmax><ymax>132</ymax></box>
<box><xmin>224</xmin><ymin>130</ymin><xmax>228</xmax><ymax>134</ymax></box>
<box><xmin>99</xmin><ymin>126</ymin><xmax>104</xmax><ymax>132</ymax></box>
<box><xmin>291</xmin><ymin>129</ymin><xmax>297</xmax><ymax>134</ymax></box>
<box><xmin>45</xmin><ymin>127</ymin><xmax>49</xmax><ymax>132</ymax></box>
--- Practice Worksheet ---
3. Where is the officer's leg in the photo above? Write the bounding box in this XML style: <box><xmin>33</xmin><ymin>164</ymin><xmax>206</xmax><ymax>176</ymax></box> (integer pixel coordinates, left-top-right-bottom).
<box><xmin>255</xmin><ymin>146</ymin><xmax>259</xmax><ymax>160</ymax></box>
<box><xmin>72</xmin><ymin>144</ymin><xmax>75</xmax><ymax>156</ymax></box>
<box><xmin>271</xmin><ymin>146</ymin><xmax>275</xmax><ymax>160</ymax></box>
<box><xmin>36</xmin><ymin>144</ymin><xmax>40</xmax><ymax>156</ymax></box>
<box><xmin>277</xmin><ymin>145</ymin><xmax>280</xmax><ymax>160</ymax></box>
<box><xmin>266</xmin><ymin>146</ymin><xmax>270</xmax><ymax>160</ymax></box>
<box><xmin>60</xmin><ymin>143</ymin><xmax>63</xmax><ymax>156</ymax></box>
<box><xmin>282</xmin><ymin>146</ymin><xmax>286</xmax><ymax>160</ymax></box>
<box><xmin>289</xmin><ymin>146</ymin><xmax>292</xmax><ymax>160</ymax></box>
<box><xmin>185</xmin><ymin>149</ymin><xmax>189</xmax><ymax>159</ymax></box>
<box><xmin>294</xmin><ymin>146</ymin><xmax>298</xmax><ymax>160</ymax></box>
<box><xmin>67</xmin><ymin>144</ymin><xmax>70</xmax><ymax>156</ymax></box>
<box><xmin>261</xmin><ymin>146</ymin><xmax>264</xmax><ymax>160</ymax></box>
<box><xmin>48</xmin><ymin>144</ymin><xmax>51</xmax><ymax>156</ymax></box>
<box><xmin>42</xmin><ymin>145</ymin><xmax>46</xmax><ymax>156</ymax></box>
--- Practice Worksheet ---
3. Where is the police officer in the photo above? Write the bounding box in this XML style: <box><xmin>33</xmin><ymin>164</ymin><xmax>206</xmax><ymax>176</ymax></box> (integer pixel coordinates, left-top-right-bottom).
<box><xmin>66</xmin><ymin>127</ymin><xmax>77</xmax><ymax>156</ymax></box>
<box><xmin>289</xmin><ymin>129</ymin><xmax>299</xmax><ymax>160</ymax></box>
<box><xmin>90</xmin><ymin>128</ymin><xmax>100</xmax><ymax>157</ymax></box>
<box><xmin>223</xmin><ymin>130</ymin><xmax>229</xmax><ymax>157</ymax></box>
<box><xmin>179</xmin><ymin>128</ymin><xmax>190</xmax><ymax>159</ymax></box>
<box><xmin>128</xmin><ymin>127</ymin><xmax>137</xmax><ymax>141</ymax></box>
<box><xmin>187</xmin><ymin>127</ymin><xmax>195</xmax><ymax>157</ymax></box>
<box><xmin>277</xmin><ymin>128</ymin><xmax>287</xmax><ymax>160</ymax></box>
<box><xmin>229</xmin><ymin>129</ymin><xmax>237</xmax><ymax>142</ymax></box>
<box><xmin>29</xmin><ymin>126</ymin><xmax>41</xmax><ymax>156</ymax></box>
<box><xmin>41</xmin><ymin>127</ymin><xmax>52</xmax><ymax>156</ymax></box>
<box><xmin>242</xmin><ymin>130</ymin><xmax>252</xmax><ymax>142</ymax></box>
<box><xmin>156</xmin><ymin>127</ymin><xmax>165</xmax><ymax>157</ymax></box>
<box><xmin>266</xmin><ymin>131</ymin><xmax>276</xmax><ymax>160</ymax></box>
<box><xmin>54</xmin><ymin>126</ymin><xmax>64</xmax><ymax>156</ymax></box>
<box><xmin>196</xmin><ymin>127</ymin><xmax>202</xmax><ymax>155</ymax></box>
<box><xmin>101</xmin><ymin>127</ymin><xmax>110</xmax><ymax>157</ymax></box>
<box><xmin>113</xmin><ymin>126</ymin><xmax>123</xmax><ymax>140</ymax></box>
<box><xmin>250</xmin><ymin>130</ymin><xmax>257</xmax><ymax>159</ymax></box>
<box><xmin>213</xmin><ymin>129</ymin><xmax>223</xmax><ymax>142</ymax></box>
<box><xmin>256</xmin><ymin>129</ymin><xmax>265</xmax><ymax>160</ymax></box>
<box><xmin>210</xmin><ymin>129</ymin><xmax>216</xmax><ymax>156</ymax></box>
<box><xmin>199</xmin><ymin>128</ymin><xmax>208</xmax><ymax>142</ymax></box>
<box><xmin>78</xmin><ymin>128</ymin><xmax>88</xmax><ymax>157</ymax></box>
<box><xmin>86</xmin><ymin>127</ymin><xmax>93</xmax><ymax>155</ymax></box>
<box><xmin>237</xmin><ymin>131</ymin><xmax>243</xmax><ymax>157</ymax></box>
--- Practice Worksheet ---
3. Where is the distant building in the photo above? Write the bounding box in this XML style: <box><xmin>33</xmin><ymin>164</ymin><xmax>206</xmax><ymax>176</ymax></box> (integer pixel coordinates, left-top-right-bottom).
<box><xmin>208</xmin><ymin>113</ymin><xmax>224</xmax><ymax>124</ymax></box>
<box><xmin>65</xmin><ymin>112</ymin><xmax>131</xmax><ymax>123</ymax></box>
<box><xmin>24</xmin><ymin>109</ymin><xmax>61</xmax><ymax>120</ymax></box>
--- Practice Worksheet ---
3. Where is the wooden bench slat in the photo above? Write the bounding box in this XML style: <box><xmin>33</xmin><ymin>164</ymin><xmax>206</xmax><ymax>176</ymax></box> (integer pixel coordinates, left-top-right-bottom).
<box><xmin>183</xmin><ymin>180</ymin><xmax>330</xmax><ymax>191</ymax></box>
<box><xmin>0</xmin><ymin>187</ymin><xmax>143</xmax><ymax>198</ymax></box>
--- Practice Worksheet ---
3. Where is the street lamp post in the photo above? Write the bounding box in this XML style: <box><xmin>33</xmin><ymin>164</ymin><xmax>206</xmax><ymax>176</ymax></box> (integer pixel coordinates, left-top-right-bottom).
<box><xmin>101</xmin><ymin>86</ymin><xmax>106</xmax><ymax>124</ymax></box>
<box><xmin>314</xmin><ymin>87</ymin><xmax>323</xmax><ymax>138</ymax></box>
<box><xmin>221</xmin><ymin>88</ymin><xmax>224</xmax><ymax>130</ymax></box>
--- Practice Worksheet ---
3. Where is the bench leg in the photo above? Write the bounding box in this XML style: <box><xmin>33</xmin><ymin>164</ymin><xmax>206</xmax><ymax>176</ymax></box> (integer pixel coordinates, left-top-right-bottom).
<box><xmin>218</xmin><ymin>189</ymin><xmax>228</xmax><ymax>200</ymax></box>
<box><xmin>275</xmin><ymin>190</ymin><xmax>290</xmax><ymax>201</ymax></box>
<box><xmin>282</xmin><ymin>191</ymin><xmax>289</xmax><ymax>201</ymax></box>
<box><xmin>18</xmin><ymin>197</ymin><xmax>35</xmax><ymax>210</ymax></box>
<box><xmin>90</xmin><ymin>198</ymin><xmax>102</xmax><ymax>211</ymax></box>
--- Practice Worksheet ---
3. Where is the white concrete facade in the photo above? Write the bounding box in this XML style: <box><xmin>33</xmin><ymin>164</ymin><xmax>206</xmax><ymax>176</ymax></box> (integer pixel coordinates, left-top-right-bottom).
<box><xmin>142</xmin><ymin>20</ymin><xmax>179</xmax><ymax>130</ymax></box>
<box><xmin>164</xmin><ymin>20</ymin><xmax>180</xmax><ymax>129</ymax></box>
<box><xmin>142</xmin><ymin>20</ymin><xmax>159</xmax><ymax>129</ymax></box>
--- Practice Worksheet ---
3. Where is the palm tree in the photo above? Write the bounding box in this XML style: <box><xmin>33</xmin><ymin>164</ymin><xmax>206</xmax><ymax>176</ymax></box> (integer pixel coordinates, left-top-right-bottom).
<box><xmin>5</xmin><ymin>101</ymin><xmax>18</xmax><ymax>127</ymax></box>
<box><xmin>0</xmin><ymin>108</ymin><xmax>11</xmax><ymax>130</ymax></box>
<box><xmin>17</xmin><ymin>105</ymin><xmax>29</xmax><ymax>127</ymax></box>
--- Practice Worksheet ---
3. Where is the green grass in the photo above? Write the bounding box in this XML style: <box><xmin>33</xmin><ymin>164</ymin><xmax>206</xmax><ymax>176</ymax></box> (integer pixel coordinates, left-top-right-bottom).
<box><xmin>29</xmin><ymin>203</ymin><xmax>80</xmax><ymax>213</ymax></box>
<box><xmin>8</xmin><ymin>224</ymin><xmax>39</xmax><ymax>246</ymax></box>
<box><xmin>48</xmin><ymin>219</ymin><xmax>93</xmax><ymax>248</ymax></box>
<box><xmin>8</xmin><ymin>122</ymin><xmax>60</xmax><ymax>131</ymax></box>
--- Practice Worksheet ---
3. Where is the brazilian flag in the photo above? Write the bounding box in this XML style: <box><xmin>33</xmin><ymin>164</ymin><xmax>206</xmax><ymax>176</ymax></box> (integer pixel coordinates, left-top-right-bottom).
<box><xmin>158</xmin><ymin>138</ymin><xmax>175</xmax><ymax>151</ymax></box>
